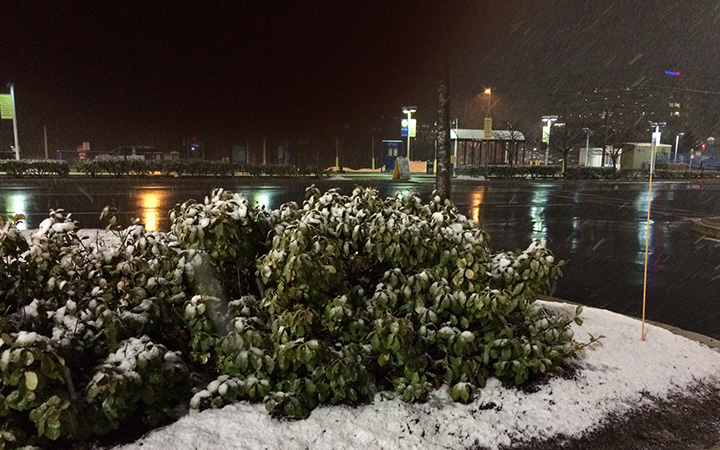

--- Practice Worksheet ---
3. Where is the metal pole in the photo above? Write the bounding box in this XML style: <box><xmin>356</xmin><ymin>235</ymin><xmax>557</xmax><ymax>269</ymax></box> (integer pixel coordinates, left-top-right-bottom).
<box><xmin>44</xmin><ymin>125</ymin><xmax>48</xmax><ymax>160</ymax></box>
<box><xmin>487</xmin><ymin>91</ymin><xmax>491</xmax><ymax>117</ymax></box>
<box><xmin>371</xmin><ymin>137</ymin><xmax>375</xmax><ymax>170</ymax></box>
<box><xmin>10</xmin><ymin>83</ymin><xmax>19</xmax><ymax>160</ymax></box>
<box><xmin>585</xmin><ymin>129</ymin><xmax>590</xmax><ymax>167</ymax></box>
<box><xmin>544</xmin><ymin>120</ymin><xmax>550</xmax><ymax>165</ymax></box>
<box><xmin>650</xmin><ymin>124</ymin><xmax>657</xmax><ymax>174</ymax></box>
<box><xmin>406</xmin><ymin>111</ymin><xmax>412</xmax><ymax>161</ymax></box>
<box><xmin>453</xmin><ymin>119</ymin><xmax>458</xmax><ymax>175</ymax></box>
<box><xmin>674</xmin><ymin>134</ymin><xmax>680</xmax><ymax>163</ymax></box>
<box><xmin>335</xmin><ymin>136</ymin><xmax>339</xmax><ymax>171</ymax></box>
<box><xmin>262</xmin><ymin>137</ymin><xmax>267</xmax><ymax>165</ymax></box>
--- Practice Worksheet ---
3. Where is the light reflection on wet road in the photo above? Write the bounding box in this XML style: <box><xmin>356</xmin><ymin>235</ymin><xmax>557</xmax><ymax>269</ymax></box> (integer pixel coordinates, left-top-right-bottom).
<box><xmin>1</xmin><ymin>178</ymin><xmax>718</xmax><ymax>339</ymax></box>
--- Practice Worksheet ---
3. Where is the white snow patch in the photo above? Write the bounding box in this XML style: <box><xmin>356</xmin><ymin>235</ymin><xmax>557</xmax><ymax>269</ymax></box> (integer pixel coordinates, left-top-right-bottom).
<box><xmin>112</xmin><ymin>302</ymin><xmax>720</xmax><ymax>450</ymax></box>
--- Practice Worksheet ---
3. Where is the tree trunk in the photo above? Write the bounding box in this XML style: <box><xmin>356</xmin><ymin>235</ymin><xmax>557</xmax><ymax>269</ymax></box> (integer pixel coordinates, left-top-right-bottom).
<box><xmin>435</xmin><ymin>67</ymin><xmax>452</xmax><ymax>201</ymax></box>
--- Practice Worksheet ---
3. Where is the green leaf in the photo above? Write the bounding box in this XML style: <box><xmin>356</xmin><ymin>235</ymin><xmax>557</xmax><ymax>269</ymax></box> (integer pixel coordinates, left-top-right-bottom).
<box><xmin>450</xmin><ymin>382</ymin><xmax>466</xmax><ymax>402</ymax></box>
<box><xmin>24</xmin><ymin>371</ymin><xmax>39</xmax><ymax>391</ymax></box>
<box><xmin>378</xmin><ymin>353</ymin><xmax>391</xmax><ymax>367</ymax></box>
<box><xmin>45</xmin><ymin>419</ymin><xmax>62</xmax><ymax>440</ymax></box>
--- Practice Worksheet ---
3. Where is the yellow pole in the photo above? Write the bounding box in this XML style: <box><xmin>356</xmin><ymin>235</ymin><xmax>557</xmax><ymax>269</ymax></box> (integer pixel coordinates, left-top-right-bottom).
<box><xmin>641</xmin><ymin>138</ymin><xmax>656</xmax><ymax>341</ymax></box>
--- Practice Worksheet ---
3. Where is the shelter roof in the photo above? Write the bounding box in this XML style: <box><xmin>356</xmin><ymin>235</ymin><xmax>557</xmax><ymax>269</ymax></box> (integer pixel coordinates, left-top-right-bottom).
<box><xmin>451</xmin><ymin>128</ymin><xmax>525</xmax><ymax>141</ymax></box>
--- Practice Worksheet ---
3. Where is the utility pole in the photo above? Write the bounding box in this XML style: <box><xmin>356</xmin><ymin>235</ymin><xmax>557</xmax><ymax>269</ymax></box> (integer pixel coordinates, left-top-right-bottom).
<box><xmin>263</xmin><ymin>137</ymin><xmax>267</xmax><ymax>164</ymax></box>
<box><xmin>44</xmin><ymin>125</ymin><xmax>48</xmax><ymax>160</ymax></box>
<box><xmin>603</xmin><ymin>109</ymin><xmax>609</xmax><ymax>166</ymax></box>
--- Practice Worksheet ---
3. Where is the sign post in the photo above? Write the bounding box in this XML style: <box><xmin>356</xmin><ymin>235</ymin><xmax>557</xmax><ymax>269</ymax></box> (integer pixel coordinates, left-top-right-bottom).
<box><xmin>402</xmin><ymin>107</ymin><xmax>417</xmax><ymax>161</ymax></box>
<box><xmin>483</xmin><ymin>117</ymin><xmax>492</xmax><ymax>140</ymax></box>
<box><xmin>541</xmin><ymin>115</ymin><xmax>558</xmax><ymax>165</ymax></box>
<box><xmin>9</xmin><ymin>84</ymin><xmax>19</xmax><ymax>160</ymax></box>
<box><xmin>0</xmin><ymin>86</ymin><xmax>19</xmax><ymax>160</ymax></box>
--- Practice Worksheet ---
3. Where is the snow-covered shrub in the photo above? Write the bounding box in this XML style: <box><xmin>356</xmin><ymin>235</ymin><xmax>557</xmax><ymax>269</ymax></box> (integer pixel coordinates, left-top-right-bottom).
<box><xmin>0</xmin><ymin>210</ymin><xmax>196</xmax><ymax>448</ymax></box>
<box><xmin>170</xmin><ymin>188</ymin><xmax>280</xmax><ymax>300</ymax></box>
<box><xmin>84</xmin><ymin>336</ymin><xmax>190</xmax><ymax>434</ymax></box>
<box><xmin>0</xmin><ymin>185</ymin><xmax>583</xmax><ymax>447</ymax></box>
<box><xmin>189</xmin><ymin>374</ymin><xmax>270</xmax><ymax>411</ymax></box>
<box><xmin>0</xmin><ymin>331</ymin><xmax>78</xmax><ymax>445</ymax></box>
<box><xmin>187</xmin><ymin>186</ymin><xmax>579</xmax><ymax>419</ymax></box>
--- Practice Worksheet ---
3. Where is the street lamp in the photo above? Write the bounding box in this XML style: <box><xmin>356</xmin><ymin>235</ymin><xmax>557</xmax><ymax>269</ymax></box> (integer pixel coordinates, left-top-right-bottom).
<box><xmin>674</xmin><ymin>132</ymin><xmax>684</xmax><ymax>163</ymax></box>
<box><xmin>582</xmin><ymin>127</ymin><xmax>591</xmax><ymax>167</ymax></box>
<box><xmin>402</xmin><ymin>106</ymin><xmax>416</xmax><ymax>161</ymax></box>
<box><xmin>649</xmin><ymin>122</ymin><xmax>665</xmax><ymax>174</ymax></box>
<box><xmin>484</xmin><ymin>88</ymin><xmax>491</xmax><ymax>117</ymax></box>
<box><xmin>541</xmin><ymin>115</ymin><xmax>558</xmax><ymax>165</ymax></box>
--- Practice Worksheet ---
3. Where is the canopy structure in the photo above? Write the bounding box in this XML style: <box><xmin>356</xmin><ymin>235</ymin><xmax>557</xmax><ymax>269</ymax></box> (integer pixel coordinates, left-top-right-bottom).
<box><xmin>451</xmin><ymin>128</ymin><xmax>527</xmax><ymax>166</ymax></box>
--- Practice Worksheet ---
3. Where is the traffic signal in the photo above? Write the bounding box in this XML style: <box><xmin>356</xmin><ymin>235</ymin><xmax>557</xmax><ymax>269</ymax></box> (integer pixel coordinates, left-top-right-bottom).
<box><xmin>702</xmin><ymin>144</ymin><xmax>706</xmax><ymax>151</ymax></box>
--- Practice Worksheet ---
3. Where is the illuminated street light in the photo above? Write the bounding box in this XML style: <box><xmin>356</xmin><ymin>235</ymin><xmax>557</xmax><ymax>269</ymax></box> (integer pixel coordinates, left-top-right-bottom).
<box><xmin>649</xmin><ymin>122</ymin><xmax>665</xmax><ymax>174</ymax></box>
<box><xmin>582</xmin><ymin>127</ymin><xmax>591</xmax><ymax>167</ymax></box>
<box><xmin>484</xmin><ymin>88</ymin><xmax>491</xmax><ymax>117</ymax></box>
<box><xmin>674</xmin><ymin>132</ymin><xmax>684</xmax><ymax>163</ymax></box>
<box><xmin>402</xmin><ymin>106</ymin><xmax>416</xmax><ymax>161</ymax></box>
<box><xmin>541</xmin><ymin>115</ymin><xmax>558</xmax><ymax>165</ymax></box>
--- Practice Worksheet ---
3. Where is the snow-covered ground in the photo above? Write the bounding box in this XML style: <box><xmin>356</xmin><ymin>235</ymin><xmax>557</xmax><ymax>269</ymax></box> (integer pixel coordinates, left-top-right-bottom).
<box><xmin>112</xmin><ymin>301</ymin><xmax>720</xmax><ymax>450</ymax></box>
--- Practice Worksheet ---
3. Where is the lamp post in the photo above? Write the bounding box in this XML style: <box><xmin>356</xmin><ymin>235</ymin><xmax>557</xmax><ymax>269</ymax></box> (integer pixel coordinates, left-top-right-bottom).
<box><xmin>674</xmin><ymin>132</ymin><xmax>684</xmax><ymax>163</ymax></box>
<box><xmin>402</xmin><ymin>107</ymin><xmax>416</xmax><ymax>161</ymax></box>
<box><xmin>649</xmin><ymin>122</ymin><xmax>665</xmax><ymax>174</ymax></box>
<box><xmin>335</xmin><ymin>136</ymin><xmax>340</xmax><ymax>171</ymax></box>
<box><xmin>541</xmin><ymin>115</ymin><xmax>558</xmax><ymax>165</ymax></box>
<box><xmin>484</xmin><ymin>88</ymin><xmax>491</xmax><ymax>117</ymax></box>
<box><xmin>582</xmin><ymin>127</ymin><xmax>591</xmax><ymax>167</ymax></box>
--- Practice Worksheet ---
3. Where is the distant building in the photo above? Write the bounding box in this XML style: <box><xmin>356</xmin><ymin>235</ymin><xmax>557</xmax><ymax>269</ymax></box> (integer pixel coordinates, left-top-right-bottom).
<box><xmin>108</xmin><ymin>146</ymin><xmax>168</xmax><ymax>160</ymax></box>
<box><xmin>56</xmin><ymin>145</ymin><xmax>174</xmax><ymax>162</ymax></box>
<box><xmin>620</xmin><ymin>143</ymin><xmax>672</xmax><ymax>170</ymax></box>
<box><xmin>548</xmin><ymin>70</ymin><xmax>719</xmax><ymax>144</ymax></box>
<box><xmin>184</xmin><ymin>137</ymin><xmax>204</xmax><ymax>160</ymax></box>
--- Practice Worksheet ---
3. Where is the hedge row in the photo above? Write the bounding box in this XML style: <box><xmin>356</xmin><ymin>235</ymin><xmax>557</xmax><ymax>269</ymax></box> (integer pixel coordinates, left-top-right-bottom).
<box><xmin>75</xmin><ymin>159</ymin><xmax>328</xmax><ymax>178</ymax></box>
<box><xmin>456</xmin><ymin>164</ymin><xmax>720</xmax><ymax>180</ymax></box>
<box><xmin>0</xmin><ymin>160</ymin><xmax>70</xmax><ymax>177</ymax></box>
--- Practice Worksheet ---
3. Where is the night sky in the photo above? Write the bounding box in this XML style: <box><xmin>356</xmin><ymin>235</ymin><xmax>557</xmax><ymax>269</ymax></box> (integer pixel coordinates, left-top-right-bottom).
<box><xmin>1</xmin><ymin>1</ymin><xmax>719</xmax><ymax>163</ymax></box>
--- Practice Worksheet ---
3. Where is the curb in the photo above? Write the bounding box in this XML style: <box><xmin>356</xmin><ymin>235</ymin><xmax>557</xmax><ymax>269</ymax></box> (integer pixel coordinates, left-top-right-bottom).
<box><xmin>690</xmin><ymin>218</ymin><xmax>720</xmax><ymax>240</ymax></box>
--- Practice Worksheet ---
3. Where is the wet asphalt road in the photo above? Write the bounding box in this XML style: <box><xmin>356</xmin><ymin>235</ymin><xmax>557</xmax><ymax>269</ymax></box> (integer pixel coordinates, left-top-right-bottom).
<box><xmin>1</xmin><ymin>177</ymin><xmax>719</xmax><ymax>339</ymax></box>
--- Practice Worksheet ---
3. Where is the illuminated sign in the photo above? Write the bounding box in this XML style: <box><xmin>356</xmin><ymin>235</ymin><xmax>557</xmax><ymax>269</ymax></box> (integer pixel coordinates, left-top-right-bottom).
<box><xmin>665</xmin><ymin>70</ymin><xmax>680</xmax><ymax>76</ymax></box>
<box><xmin>0</xmin><ymin>95</ymin><xmax>13</xmax><ymax>119</ymax></box>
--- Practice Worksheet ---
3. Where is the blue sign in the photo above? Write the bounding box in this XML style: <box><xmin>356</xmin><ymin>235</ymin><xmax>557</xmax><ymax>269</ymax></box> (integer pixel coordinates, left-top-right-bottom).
<box><xmin>400</xmin><ymin>118</ymin><xmax>409</xmax><ymax>137</ymax></box>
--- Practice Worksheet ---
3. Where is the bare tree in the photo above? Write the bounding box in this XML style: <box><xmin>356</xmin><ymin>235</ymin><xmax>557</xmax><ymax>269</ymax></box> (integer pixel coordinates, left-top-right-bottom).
<box><xmin>550</xmin><ymin>123</ymin><xmax>584</xmax><ymax>174</ymax></box>
<box><xmin>607</xmin><ymin>118</ymin><xmax>645</xmax><ymax>169</ymax></box>
<box><xmin>435</xmin><ymin>67</ymin><xmax>451</xmax><ymax>201</ymax></box>
<box><xmin>505</xmin><ymin>122</ymin><xmax>524</xmax><ymax>166</ymax></box>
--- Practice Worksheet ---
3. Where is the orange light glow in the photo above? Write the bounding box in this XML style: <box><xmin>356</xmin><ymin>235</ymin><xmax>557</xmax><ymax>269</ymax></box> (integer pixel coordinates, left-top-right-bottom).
<box><xmin>470</xmin><ymin>188</ymin><xmax>485</xmax><ymax>222</ymax></box>
<box><xmin>484</xmin><ymin>88</ymin><xmax>491</xmax><ymax>95</ymax></box>
<box><xmin>139</xmin><ymin>190</ymin><xmax>165</xmax><ymax>232</ymax></box>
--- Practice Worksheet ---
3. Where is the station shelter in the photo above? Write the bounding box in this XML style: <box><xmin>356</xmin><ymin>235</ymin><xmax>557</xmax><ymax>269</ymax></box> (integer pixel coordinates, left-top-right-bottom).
<box><xmin>451</xmin><ymin>129</ymin><xmax>526</xmax><ymax>166</ymax></box>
